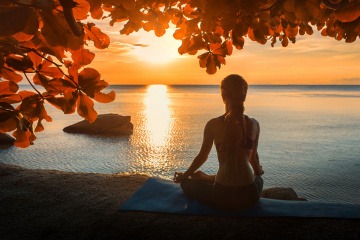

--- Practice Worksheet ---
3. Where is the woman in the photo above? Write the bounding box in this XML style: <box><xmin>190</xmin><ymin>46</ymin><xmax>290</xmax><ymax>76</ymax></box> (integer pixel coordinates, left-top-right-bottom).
<box><xmin>174</xmin><ymin>74</ymin><xmax>264</xmax><ymax>211</ymax></box>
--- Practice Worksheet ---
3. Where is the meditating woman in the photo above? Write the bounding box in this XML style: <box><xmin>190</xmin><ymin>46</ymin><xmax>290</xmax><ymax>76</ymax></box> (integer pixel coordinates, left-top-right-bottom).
<box><xmin>174</xmin><ymin>74</ymin><xmax>264</xmax><ymax>211</ymax></box>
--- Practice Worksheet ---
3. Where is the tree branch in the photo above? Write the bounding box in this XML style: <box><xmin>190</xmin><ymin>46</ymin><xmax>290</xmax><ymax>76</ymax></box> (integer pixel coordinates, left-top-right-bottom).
<box><xmin>23</xmin><ymin>72</ymin><xmax>44</xmax><ymax>100</ymax></box>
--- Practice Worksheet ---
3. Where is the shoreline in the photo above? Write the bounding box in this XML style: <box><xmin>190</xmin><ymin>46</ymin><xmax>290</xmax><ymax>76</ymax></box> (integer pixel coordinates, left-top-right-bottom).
<box><xmin>0</xmin><ymin>163</ymin><xmax>359</xmax><ymax>239</ymax></box>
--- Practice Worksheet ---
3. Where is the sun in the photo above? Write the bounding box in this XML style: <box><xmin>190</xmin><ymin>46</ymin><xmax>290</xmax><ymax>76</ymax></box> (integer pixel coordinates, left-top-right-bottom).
<box><xmin>133</xmin><ymin>28</ymin><xmax>183</xmax><ymax>64</ymax></box>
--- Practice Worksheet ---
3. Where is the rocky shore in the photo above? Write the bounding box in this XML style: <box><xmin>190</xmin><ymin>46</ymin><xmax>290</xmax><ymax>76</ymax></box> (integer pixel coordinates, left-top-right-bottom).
<box><xmin>0</xmin><ymin>163</ymin><xmax>359</xmax><ymax>240</ymax></box>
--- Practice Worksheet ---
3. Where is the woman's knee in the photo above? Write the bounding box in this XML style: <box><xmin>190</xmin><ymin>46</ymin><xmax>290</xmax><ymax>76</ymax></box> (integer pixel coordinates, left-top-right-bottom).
<box><xmin>255</xmin><ymin>175</ymin><xmax>264</xmax><ymax>193</ymax></box>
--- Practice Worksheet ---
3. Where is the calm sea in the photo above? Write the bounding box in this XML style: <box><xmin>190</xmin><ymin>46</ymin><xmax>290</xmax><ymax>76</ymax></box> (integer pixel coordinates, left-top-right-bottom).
<box><xmin>1</xmin><ymin>85</ymin><xmax>360</xmax><ymax>204</ymax></box>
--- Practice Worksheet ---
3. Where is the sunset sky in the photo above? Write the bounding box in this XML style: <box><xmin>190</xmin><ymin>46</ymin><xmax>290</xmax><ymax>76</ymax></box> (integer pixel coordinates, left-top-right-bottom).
<box><xmin>88</xmin><ymin>20</ymin><xmax>360</xmax><ymax>85</ymax></box>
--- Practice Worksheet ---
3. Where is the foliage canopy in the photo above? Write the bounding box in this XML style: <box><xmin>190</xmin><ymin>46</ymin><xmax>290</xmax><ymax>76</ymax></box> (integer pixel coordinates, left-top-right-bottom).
<box><xmin>0</xmin><ymin>0</ymin><xmax>359</xmax><ymax>147</ymax></box>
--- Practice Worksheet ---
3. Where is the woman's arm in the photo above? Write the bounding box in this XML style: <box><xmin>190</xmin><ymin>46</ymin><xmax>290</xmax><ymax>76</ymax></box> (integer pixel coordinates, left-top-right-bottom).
<box><xmin>249</xmin><ymin>120</ymin><xmax>264</xmax><ymax>176</ymax></box>
<box><xmin>176</xmin><ymin>120</ymin><xmax>214</xmax><ymax>182</ymax></box>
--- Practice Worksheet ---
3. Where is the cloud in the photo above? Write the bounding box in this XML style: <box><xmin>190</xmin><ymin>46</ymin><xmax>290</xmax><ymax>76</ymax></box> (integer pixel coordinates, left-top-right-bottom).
<box><xmin>339</xmin><ymin>77</ymin><xmax>360</xmax><ymax>83</ymax></box>
<box><xmin>133</xmin><ymin>43</ymin><xmax>149</xmax><ymax>47</ymax></box>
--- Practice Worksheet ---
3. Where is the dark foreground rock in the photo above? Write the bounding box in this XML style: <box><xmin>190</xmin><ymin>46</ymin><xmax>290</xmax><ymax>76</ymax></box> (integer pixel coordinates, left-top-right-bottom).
<box><xmin>0</xmin><ymin>133</ymin><xmax>15</xmax><ymax>147</ymax></box>
<box><xmin>63</xmin><ymin>113</ymin><xmax>133</xmax><ymax>136</ymax></box>
<box><xmin>261</xmin><ymin>187</ymin><xmax>307</xmax><ymax>201</ymax></box>
<box><xmin>1</xmin><ymin>163</ymin><xmax>359</xmax><ymax>240</ymax></box>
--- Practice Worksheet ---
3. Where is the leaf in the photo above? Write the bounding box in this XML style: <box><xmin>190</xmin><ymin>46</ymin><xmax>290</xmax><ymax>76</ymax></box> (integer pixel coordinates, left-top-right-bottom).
<box><xmin>84</xmin><ymin>23</ymin><xmax>110</xmax><ymax>49</ymax></box>
<box><xmin>13</xmin><ymin>128</ymin><xmax>36</xmax><ymax>148</ymax></box>
<box><xmin>283</xmin><ymin>0</ymin><xmax>294</xmax><ymax>12</ymax></box>
<box><xmin>122</xmin><ymin>0</ymin><xmax>136</xmax><ymax>11</ymax></box>
<box><xmin>47</xmin><ymin>78</ymin><xmax>77</xmax><ymax>93</ymax></box>
<box><xmin>5</xmin><ymin>55</ymin><xmax>33</xmax><ymax>72</ymax></box>
<box><xmin>222</xmin><ymin>40</ymin><xmax>233</xmax><ymax>56</ymax></box>
<box><xmin>0</xmin><ymin>6</ymin><xmax>36</xmax><ymax>36</ymax></box>
<box><xmin>0</xmin><ymin>111</ymin><xmax>16</xmax><ymax>123</ymax></box>
<box><xmin>39</xmin><ymin>11</ymin><xmax>84</xmax><ymax>50</ymax></box>
<box><xmin>35</xmin><ymin>120</ymin><xmax>44</xmax><ymax>132</ymax></box>
<box><xmin>71</xmin><ymin>48</ymin><xmax>95</xmax><ymax>66</ymax></box>
<box><xmin>77</xmin><ymin>92</ymin><xmax>97</xmax><ymax>122</ymax></box>
<box><xmin>294</xmin><ymin>0</ymin><xmax>310</xmax><ymax>21</ymax></box>
<box><xmin>27</xmin><ymin>52</ymin><xmax>43</xmax><ymax>68</ymax></box>
<box><xmin>0</xmin><ymin>81</ymin><xmax>19</xmax><ymax>95</ymax></box>
<box><xmin>88</xmin><ymin>0</ymin><xmax>103</xmax><ymax>19</ymax></box>
<box><xmin>334</xmin><ymin>3</ymin><xmax>360</xmax><ymax>22</ymax></box>
<box><xmin>32</xmin><ymin>34</ymin><xmax>66</xmax><ymax>62</ymax></box>
<box><xmin>173</xmin><ymin>28</ymin><xmax>186</xmax><ymax>40</ymax></box>
<box><xmin>281</xmin><ymin>36</ymin><xmax>289</xmax><ymax>47</ymax></box>
<box><xmin>73</xmin><ymin>0</ymin><xmax>91</xmax><ymax>20</ymax></box>
<box><xmin>93</xmin><ymin>91</ymin><xmax>115</xmax><ymax>103</ymax></box>
<box><xmin>78</xmin><ymin>68</ymin><xmax>108</xmax><ymax>98</ymax></box>
<box><xmin>0</xmin><ymin>115</ymin><xmax>18</xmax><ymax>132</ymax></box>
<box><xmin>285</xmin><ymin>25</ymin><xmax>299</xmax><ymax>38</ymax></box>
<box><xmin>178</xmin><ymin>37</ymin><xmax>191</xmax><ymax>54</ymax></box>
<box><xmin>0</xmin><ymin>102</ymin><xmax>15</xmax><ymax>111</ymax></box>
<box><xmin>206</xmin><ymin>54</ymin><xmax>217</xmax><ymax>74</ymax></box>
<box><xmin>198</xmin><ymin>52</ymin><xmax>210</xmax><ymax>68</ymax></box>
<box><xmin>47</xmin><ymin>91</ymin><xmax>77</xmax><ymax>114</ymax></box>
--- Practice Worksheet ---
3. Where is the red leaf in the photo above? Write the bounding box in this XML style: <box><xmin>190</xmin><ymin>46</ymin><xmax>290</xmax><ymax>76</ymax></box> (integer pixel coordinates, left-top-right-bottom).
<box><xmin>0</xmin><ymin>94</ymin><xmax>23</xmax><ymax>104</ymax></box>
<box><xmin>93</xmin><ymin>91</ymin><xmax>115</xmax><ymax>103</ymax></box>
<box><xmin>47</xmin><ymin>92</ymin><xmax>77</xmax><ymax>114</ymax></box>
<box><xmin>78</xmin><ymin>68</ymin><xmax>108</xmax><ymax>97</ymax></box>
<box><xmin>40</xmin><ymin>67</ymin><xmax>64</xmax><ymax>78</ymax></box>
<box><xmin>77</xmin><ymin>92</ymin><xmax>97</xmax><ymax>123</ymax></box>
<box><xmin>35</xmin><ymin>120</ymin><xmax>44</xmax><ymax>132</ymax></box>
<box><xmin>88</xmin><ymin>0</ymin><xmax>103</xmax><ymax>19</ymax></box>
<box><xmin>122</xmin><ymin>0</ymin><xmax>136</xmax><ymax>11</ymax></box>
<box><xmin>0</xmin><ymin>81</ymin><xmax>19</xmax><ymax>95</ymax></box>
<box><xmin>0</xmin><ymin>117</ymin><xmax>17</xmax><ymax>133</ymax></box>
<box><xmin>13</xmin><ymin>128</ymin><xmax>36</xmax><ymax>148</ymax></box>
<box><xmin>198</xmin><ymin>52</ymin><xmax>210</xmax><ymax>68</ymax></box>
<box><xmin>71</xmin><ymin>48</ymin><xmax>95</xmax><ymax>66</ymax></box>
<box><xmin>39</xmin><ymin>11</ymin><xmax>84</xmax><ymax>50</ymax></box>
<box><xmin>84</xmin><ymin>23</ymin><xmax>110</xmax><ymax>49</ymax></box>
<box><xmin>27</xmin><ymin>52</ymin><xmax>43</xmax><ymax>68</ymax></box>
<box><xmin>73</xmin><ymin>0</ymin><xmax>90</xmax><ymax>20</ymax></box>
<box><xmin>173</xmin><ymin>28</ymin><xmax>186</xmax><ymax>40</ymax></box>
<box><xmin>0</xmin><ymin>6</ymin><xmax>36</xmax><ymax>36</ymax></box>
<box><xmin>334</xmin><ymin>3</ymin><xmax>360</xmax><ymax>22</ymax></box>
<box><xmin>206</xmin><ymin>54</ymin><xmax>217</xmax><ymax>74</ymax></box>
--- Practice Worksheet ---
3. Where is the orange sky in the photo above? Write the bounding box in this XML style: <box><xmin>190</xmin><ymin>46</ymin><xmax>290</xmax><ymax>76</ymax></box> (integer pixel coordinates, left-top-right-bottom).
<box><xmin>88</xmin><ymin>21</ymin><xmax>360</xmax><ymax>85</ymax></box>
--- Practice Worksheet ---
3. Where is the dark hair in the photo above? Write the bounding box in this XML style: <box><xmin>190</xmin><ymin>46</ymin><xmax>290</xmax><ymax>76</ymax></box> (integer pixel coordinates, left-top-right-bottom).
<box><xmin>220</xmin><ymin>74</ymin><xmax>248</xmax><ymax>158</ymax></box>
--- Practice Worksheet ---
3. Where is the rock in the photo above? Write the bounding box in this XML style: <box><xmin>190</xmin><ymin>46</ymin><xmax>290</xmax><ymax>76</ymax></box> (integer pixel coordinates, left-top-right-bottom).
<box><xmin>63</xmin><ymin>114</ymin><xmax>133</xmax><ymax>136</ymax></box>
<box><xmin>0</xmin><ymin>133</ymin><xmax>15</xmax><ymax>147</ymax></box>
<box><xmin>261</xmin><ymin>187</ymin><xmax>307</xmax><ymax>201</ymax></box>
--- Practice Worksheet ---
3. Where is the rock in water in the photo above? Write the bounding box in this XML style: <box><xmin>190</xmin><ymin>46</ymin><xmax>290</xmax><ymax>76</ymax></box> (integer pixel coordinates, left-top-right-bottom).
<box><xmin>261</xmin><ymin>187</ymin><xmax>307</xmax><ymax>201</ymax></box>
<box><xmin>0</xmin><ymin>133</ymin><xmax>15</xmax><ymax>147</ymax></box>
<box><xmin>63</xmin><ymin>114</ymin><xmax>133</xmax><ymax>136</ymax></box>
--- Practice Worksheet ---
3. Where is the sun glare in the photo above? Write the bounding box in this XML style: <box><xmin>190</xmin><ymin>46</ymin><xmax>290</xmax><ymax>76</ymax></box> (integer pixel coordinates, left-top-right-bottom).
<box><xmin>144</xmin><ymin>85</ymin><xmax>172</xmax><ymax>147</ymax></box>
<box><xmin>133</xmin><ymin>29</ymin><xmax>182</xmax><ymax>64</ymax></box>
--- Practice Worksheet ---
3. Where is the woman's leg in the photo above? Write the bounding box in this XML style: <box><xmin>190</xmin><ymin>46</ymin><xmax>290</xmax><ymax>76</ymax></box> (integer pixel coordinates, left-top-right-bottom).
<box><xmin>254</xmin><ymin>175</ymin><xmax>264</xmax><ymax>195</ymax></box>
<box><xmin>180</xmin><ymin>178</ymin><xmax>215</xmax><ymax>204</ymax></box>
<box><xmin>190</xmin><ymin>170</ymin><xmax>216</xmax><ymax>182</ymax></box>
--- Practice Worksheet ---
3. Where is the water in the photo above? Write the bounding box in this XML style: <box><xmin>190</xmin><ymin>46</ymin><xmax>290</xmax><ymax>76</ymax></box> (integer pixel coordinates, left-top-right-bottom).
<box><xmin>1</xmin><ymin>85</ymin><xmax>360</xmax><ymax>204</ymax></box>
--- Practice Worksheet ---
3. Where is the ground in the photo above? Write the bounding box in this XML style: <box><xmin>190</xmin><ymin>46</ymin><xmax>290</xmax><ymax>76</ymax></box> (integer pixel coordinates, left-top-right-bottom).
<box><xmin>0</xmin><ymin>163</ymin><xmax>359</xmax><ymax>240</ymax></box>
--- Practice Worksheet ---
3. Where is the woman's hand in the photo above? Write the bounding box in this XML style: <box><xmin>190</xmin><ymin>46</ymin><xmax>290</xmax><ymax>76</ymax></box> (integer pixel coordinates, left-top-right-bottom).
<box><xmin>173</xmin><ymin>172</ymin><xmax>187</xmax><ymax>183</ymax></box>
<box><xmin>255</xmin><ymin>165</ymin><xmax>264</xmax><ymax>176</ymax></box>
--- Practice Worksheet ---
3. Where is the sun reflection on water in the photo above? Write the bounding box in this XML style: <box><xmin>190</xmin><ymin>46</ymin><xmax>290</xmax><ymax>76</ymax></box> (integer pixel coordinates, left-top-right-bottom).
<box><xmin>129</xmin><ymin>84</ymin><xmax>176</xmax><ymax>176</ymax></box>
<box><xmin>144</xmin><ymin>85</ymin><xmax>172</xmax><ymax>148</ymax></box>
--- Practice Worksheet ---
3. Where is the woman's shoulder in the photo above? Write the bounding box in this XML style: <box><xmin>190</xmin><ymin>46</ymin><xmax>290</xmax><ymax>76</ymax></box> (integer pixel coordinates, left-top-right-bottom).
<box><xmin>205</xmin><ymin>116</ymin><xmax>224</xmax><ymax>130</ymax></box>
<box><xmin>208</xmin><ymin>115</ymin><xmax>225</xmax><ymax>124</ymax></box>
<box><xmin>244</xmin><ymin>115</ymin><xmax>260</xmax><ymax>132</ymax></box>
<box><xmin>244</xmin><ymin>115</ymin><xmax>259</xmax><ymax>125</ymax></box>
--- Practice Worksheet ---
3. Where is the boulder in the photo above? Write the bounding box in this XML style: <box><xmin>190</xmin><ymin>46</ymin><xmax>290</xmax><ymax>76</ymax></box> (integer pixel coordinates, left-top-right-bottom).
<box><xmin>63</xmin><ymin>114</ymin><xmax>133</xmax><ymax>136</ymax></box>
<box><xmin>0</xmin><ymin>133</ymin><xmax>15</xmax><ymax>147</ymax></box>
<box><xmin>261</xmin><ymin>187</ymin><xmax>307</xmax><ymax>201</ymax></box>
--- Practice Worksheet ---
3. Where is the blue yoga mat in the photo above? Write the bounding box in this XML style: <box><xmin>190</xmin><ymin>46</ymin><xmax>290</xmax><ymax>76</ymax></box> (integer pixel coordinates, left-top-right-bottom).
<box><xmin>119</xmin><ymin>177</ymin><xmax>360</xmax><ymax>218</ymax></box>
